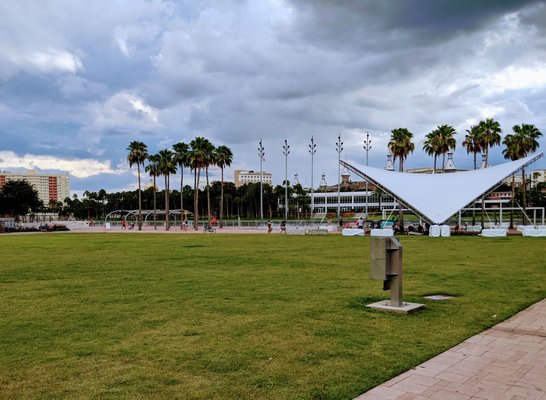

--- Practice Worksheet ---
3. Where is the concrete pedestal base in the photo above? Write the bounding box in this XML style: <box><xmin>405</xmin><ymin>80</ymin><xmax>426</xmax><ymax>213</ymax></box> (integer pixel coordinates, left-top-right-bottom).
<box><xmin>366</xmin><ymin>300</ymin><xmax>425</xmax><ymax>314</ymax></box>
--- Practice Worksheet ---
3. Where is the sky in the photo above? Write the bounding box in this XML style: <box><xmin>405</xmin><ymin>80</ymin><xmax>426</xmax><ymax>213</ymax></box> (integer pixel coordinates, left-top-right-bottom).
<box><xmin>1</xmin><ymin>0</ymin><xmax>546</xmax><ymax>196</ymax></box>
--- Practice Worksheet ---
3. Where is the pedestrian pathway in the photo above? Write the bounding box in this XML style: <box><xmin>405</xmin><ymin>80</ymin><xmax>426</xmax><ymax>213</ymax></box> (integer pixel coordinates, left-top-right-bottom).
<box><xmin>355</xmin><ymin>298</ymin><xmax>546</xmax><ymax>400</ymax></box>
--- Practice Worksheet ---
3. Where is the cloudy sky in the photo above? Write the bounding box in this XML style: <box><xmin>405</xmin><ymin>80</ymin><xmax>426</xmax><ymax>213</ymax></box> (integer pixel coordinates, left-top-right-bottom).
<box><xmin>1</xmin><ymin>0</ymin><xmax>546</xmax><ymax>195</ymax></box>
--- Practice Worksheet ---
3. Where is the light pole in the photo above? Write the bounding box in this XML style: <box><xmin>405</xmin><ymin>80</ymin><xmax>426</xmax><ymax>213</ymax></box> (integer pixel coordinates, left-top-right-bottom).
<box><xmin>258</xmin><ymin>139</ymin><xmax>265</xmax><ymax>223</ymax></box>
<box><xmin>282</xmin><ymin>139</ymin><xmax>290</xmax><ymax>221</ymax></box>
<box><xmin>309</xmin><ymin>136</ymin><xmax>316</xmax><ymax>224</ymax></box>
<box><xmin>336</xmin><ymin>134</ymin><xmax>343</xmax><ymax>224</ymax></box>
<box><xmin>363</xmin><ymin>131</ymin><xmax>372</xmax><ymax>218</ymax></box>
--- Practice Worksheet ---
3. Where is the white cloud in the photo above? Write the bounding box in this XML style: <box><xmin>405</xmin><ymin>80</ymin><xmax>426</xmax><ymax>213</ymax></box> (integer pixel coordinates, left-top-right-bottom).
<box><xmin>27</xmin><ymin>48</ymin><xmax>83</xmax><ymax>73</ymax></box>
<box><xmin>487</xmin><ymin>65</ymin><xmax>546</xmax><ymax>93</ymax></box>
<box><xmin>0</xmin><ymin>151</ymin><xmax>123</xmax><ymax>178</ymax></box>
<box><xmin>89</xmin><ymin>91</ymin><xmax>160</xmax><ymax>131</ymax></box>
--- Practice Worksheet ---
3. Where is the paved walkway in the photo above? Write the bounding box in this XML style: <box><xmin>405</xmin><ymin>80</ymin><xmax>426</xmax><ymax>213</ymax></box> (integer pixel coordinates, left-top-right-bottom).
<box><xmin>355</xmin><ymin>298</ymin><xmax>546</xmax><ymax>400</ymax></box>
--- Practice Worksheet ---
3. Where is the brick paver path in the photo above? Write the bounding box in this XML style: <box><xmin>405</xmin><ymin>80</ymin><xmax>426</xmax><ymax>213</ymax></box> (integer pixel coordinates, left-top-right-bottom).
<box><xmin>355</xmin><ymin>298</ymin><xmax>546</xmax><ymax>400</ymax></box>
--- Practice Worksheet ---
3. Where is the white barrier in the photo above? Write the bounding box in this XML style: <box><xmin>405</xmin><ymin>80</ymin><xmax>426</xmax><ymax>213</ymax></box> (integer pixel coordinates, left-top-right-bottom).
<box><xmin>342</xmin><ymin>228</ymin><xmax>364</xmax><ymax>236</ymax></box>
<box><xmin>480</xmin><ymin>228</ymin><xmax>507</xmax><ymax>237</ymax></box>
<box><xmin>429</xmin><ymin>225</ymin><xmax>441</xmax><ymax>237</ymax></box>
<box><xmin>522</xmin><ymin>228</ymin><xmax>546</xmax><ymax>237</ymax></box>
<box><xmin>440</xmin><ymin>225</ymin><xmax>451</xmax><ymax>237</ymax></box>
<box><xmin>370</xmin><ymin>228</ymin><xmax>394</xmax><ymax>237</ymax></box>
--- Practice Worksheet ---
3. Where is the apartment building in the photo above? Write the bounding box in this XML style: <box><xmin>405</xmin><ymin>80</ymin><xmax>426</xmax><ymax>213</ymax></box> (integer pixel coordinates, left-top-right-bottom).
<box><xmin>0</xmin><ymin>170</ymin><xmax>70</xmax><ymax>204</ymax></box>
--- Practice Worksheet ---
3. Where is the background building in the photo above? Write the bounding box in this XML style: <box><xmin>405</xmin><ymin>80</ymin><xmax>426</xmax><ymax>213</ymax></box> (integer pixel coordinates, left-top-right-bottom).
<box><xmin>0</xmin><ymin>170</ymin><xmax>70</xmax><ymax>205</ymax></box>
<box><xmin>234</xmin><ymin>170</ymin><xmax>272</xmax><ymax>188</ymax></box>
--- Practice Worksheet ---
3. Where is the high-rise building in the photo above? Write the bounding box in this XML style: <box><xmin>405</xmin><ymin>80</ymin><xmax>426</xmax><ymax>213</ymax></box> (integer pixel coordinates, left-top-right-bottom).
<box><xmin>234</xmin><ymin>170</ymin><xmax>272</xmax><ymax>188</ymax></box>
<box><xmin>0</xmin><ymin>170</ymin><xmax>70</xmax><ymax>204</ymax></box>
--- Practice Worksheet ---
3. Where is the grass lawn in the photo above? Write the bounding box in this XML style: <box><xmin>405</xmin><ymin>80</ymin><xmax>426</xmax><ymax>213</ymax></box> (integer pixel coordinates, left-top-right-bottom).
<box><xmin>0</xmin><ymin>233</ymin><xmax>545</xmax><ymax>399</ymax></box>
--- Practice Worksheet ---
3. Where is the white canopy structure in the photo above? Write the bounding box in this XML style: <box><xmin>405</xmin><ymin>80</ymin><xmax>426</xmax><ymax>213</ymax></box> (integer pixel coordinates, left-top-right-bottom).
<box><xmin>341</xmin><ymin>152</ymin><xmax>543</xmax><ymax>225</ymax></box>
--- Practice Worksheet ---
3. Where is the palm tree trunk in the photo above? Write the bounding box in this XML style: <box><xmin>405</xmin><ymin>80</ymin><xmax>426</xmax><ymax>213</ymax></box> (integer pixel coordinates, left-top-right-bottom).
<box><xmin>193</xmin><ymin>169</ymin><xmax>199</xmax><ymax>230</ymax></box>
<box><xmin>220</xmin><ymin>167</ymin><xmax>225</xmax><ymax>228</ymax></box>
<box><xmin>180</xmin><ymin>166</ymin><xmax>184</xmax><ymax>213</ymax></box>
<box><xmin>398</xmin><ymin>157</ymin><xmax>404</xmax><ymax>233</ymax></box>
<box><xmin>206</xmin><ymin>165</ymin><xmax>211</xmax><ymax>222</ymax></box>
<box><xmin>165</xmin><ymin>176</ymin><xmax>170</xmax><ymax>231</ymax></box>
<box><xmin>472</xmin><ymin>151</ymin><xmax>477</xmax><ymax>225</ymax></box>
<box><xmin>153</xmin><ymin>176</ymin><xmax>157</xmax><ymax>230</ymax></box>
<box><xmin>137</xmin><ymin>164</ymin><xmax>142</xmax><ymax>231</ymax></box>
<box><xmin>442</xmin><ymin>153</ymin><xmax>446</xmax><ymax>172</ymax></box>
<box><xmin>522</xmin><ymin>167</ymin><xmax>527</xmax><ymax>225</ymax></box>
<box><xmin>509</xmin><ymin>173</ymin><xmax>515</xmax><ymax>229</ymax></box>
<box><xmin>433</xmin><ymin>154</ymin><xmax>437</xmax><ymax>174</ymax></box>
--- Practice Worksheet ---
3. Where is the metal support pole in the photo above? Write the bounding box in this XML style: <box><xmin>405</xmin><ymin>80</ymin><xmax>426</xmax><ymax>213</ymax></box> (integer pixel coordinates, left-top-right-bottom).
<box><xmin>258</xmin><ymin>140</ymin><xmax>265</xmax><ymax>224</ymax></box>
<box><xmin>363</xmin><ymin>131</ymin><xmax>372</xmax><ymax>218</ymax></box>
<box><xmin>336</xmin><ymin>134</ymin><xmax>343</xmax><ymax>224</ymax></box>
<box><xmin>309</xmin><ymin>136</ymin><xmax>316</xmax><ymax>225</ymax></box>
<box><xmin>282</xmin><ymin>139</ymin><xmax>290</xmax><ymax>221</ymax></box>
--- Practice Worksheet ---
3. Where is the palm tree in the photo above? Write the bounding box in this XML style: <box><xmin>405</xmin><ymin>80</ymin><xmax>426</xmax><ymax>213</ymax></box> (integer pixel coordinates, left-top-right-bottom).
<box><xmin>462</xmin><ymin>125</ymin><xmax>483</xmax><ymax>225</ymax></box>
<box><xmin>477</xmin><ymin>118</ymin><xmax>502</xmax><ymax>167</ymax></box>
<box><xmin>423</xmin><ymin>125</ymin><xmax>456</xmax><ymax>173</ymax></box>
<box><xmin>127</xmin><ymin>141</ymin><xmax>148</xmax><ymax>231</ymax></box>
<box><xmin>502</xmin><ymin>134</ymin><xmax>521</xmax><ymax>229</ymax></box>
<box><xmin>388</xmin><ymin>128</ymin><xmax>414</xmax><ymax>232</ymax></box>
<box><xmin>202</xmin><ymin>140</ymin><xmax>216</xmax><ymax>222</ymax></box>
<box><xmin>423</xmin><ymin>130</ymin><xmax>441</xmax><ymax>173</ymax></box>
<box><xmin>173</xmin><ymin>142</ymin><xmax>189</xmax><ymax>215</ymax></box>
<box><xmin>189</xmin><ymin>137</ymin><xmax>208</xmax><ymax>230</ymax></box>
<box><xmin>462</xmin><ymin>125</ymin><xmax>483</xmax><ymax>171</ymax></box>
<box><xmin>157</xmin><ymin>149</ymin><xmax>177</xmax><ymax>230</ymax></box>
<box><xmin>436</xmin><ymin>124</ymin><xmax>457</xmax><ymax>171</ymax></box>
<box><xmin>510</xmin><ymin>124</ymin><xmax>543</xmax><ymax>224</ymax></box>
<box><xmin>145</xmin><ymin>154</ymin><xmax>160</xmax><ymax>230</ymax></box>
<box><xmin>388</xmin><ymin>128</ymin><xmax>415</xmax><ymax>173</ymax></box>
<box><xmin>476</xmin><ymin>118</ymin><xmax>501</xmax><ymax>228</ymax></box>
<box><xmin>214</xmin><ymin>145</ymin><xmax>233</xmax><ymax>228</ymax></box>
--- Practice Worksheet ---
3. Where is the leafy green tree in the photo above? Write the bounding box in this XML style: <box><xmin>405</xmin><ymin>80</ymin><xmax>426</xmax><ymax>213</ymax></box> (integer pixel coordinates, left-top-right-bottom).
<box><xmin>0</xmin><ymin>179</ymin><xmax>42</xmax><ymax>220</ymax></box>
<box><xmin>214</xmin><ymin>145</ymin><xmax>233</xmax><ymax>227</ymax></box>
<box><xmin>127</xmin><ymin>141</ymin><xmax>148</xmax><ymax>230</ymax></box>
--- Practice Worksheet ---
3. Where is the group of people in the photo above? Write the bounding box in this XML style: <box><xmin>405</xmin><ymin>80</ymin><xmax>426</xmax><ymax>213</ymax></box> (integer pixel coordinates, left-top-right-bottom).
<box><xmin>121</xmin><ymin>220</ymin><xmax>135</xmax><ymax>230</ymax></box>
<box><xmin>267</xmin><ymin>220</ymin><xmax>287</xmax><ymax>234</ymax></box>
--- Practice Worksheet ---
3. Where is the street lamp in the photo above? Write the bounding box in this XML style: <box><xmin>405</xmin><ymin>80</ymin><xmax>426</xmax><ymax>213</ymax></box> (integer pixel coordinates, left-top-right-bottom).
<box><xmin>282</xmin><ymin>139</ymin><xmax>290</xmax><ymax>221</ymax></box>
<box><xmin>363</xmin><ymin>131</ymin><xmax>372</xmax><ymax>218</ymax></box>
<box><xmin>258</xmin><ymin>139</ymin><xmax>265</xmax><ymax>223</ymax></box>
<box><xmin>336</xmin><ymin>134</ymin><xmax>343</xmax><ymax>224</ymax></box>
<box><xmin>309</xmin><ymin>136</ymin><xmax>316</xmax><ymax>225</ymax></box>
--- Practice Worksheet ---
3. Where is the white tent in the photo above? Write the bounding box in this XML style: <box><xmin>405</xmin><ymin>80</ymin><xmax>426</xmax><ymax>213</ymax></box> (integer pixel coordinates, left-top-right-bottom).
<box><xmin>341</xmin><ymin>152</ymin><xmax>543</xmax><ymax>225</ymax></box>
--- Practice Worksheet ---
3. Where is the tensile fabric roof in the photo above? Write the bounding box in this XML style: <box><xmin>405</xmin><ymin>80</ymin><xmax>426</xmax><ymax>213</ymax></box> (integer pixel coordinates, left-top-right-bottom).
<box><xmin>341</xmin><ymin>152</ymin><xmax>543</xmax><ymax>224</ymax></box>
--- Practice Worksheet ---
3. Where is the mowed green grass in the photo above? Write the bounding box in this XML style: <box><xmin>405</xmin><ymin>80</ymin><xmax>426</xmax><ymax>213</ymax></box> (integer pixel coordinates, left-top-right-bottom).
<box><xmin>0</xmin><ymin>233</ymin><xmax>544</xmax><ymax>400</ymax></box>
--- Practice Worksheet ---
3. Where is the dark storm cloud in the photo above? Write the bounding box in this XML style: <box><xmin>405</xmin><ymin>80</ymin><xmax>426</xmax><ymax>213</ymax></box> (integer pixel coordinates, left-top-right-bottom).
<box><xmin>288</xmin><ymin>0</ymin><xmax>541</xmax><ymax>50</ymax></box>
<box><xmin>0</xmin><ymin>0</ymin><xmax>545</xmax><ymax>194</ymax></box>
